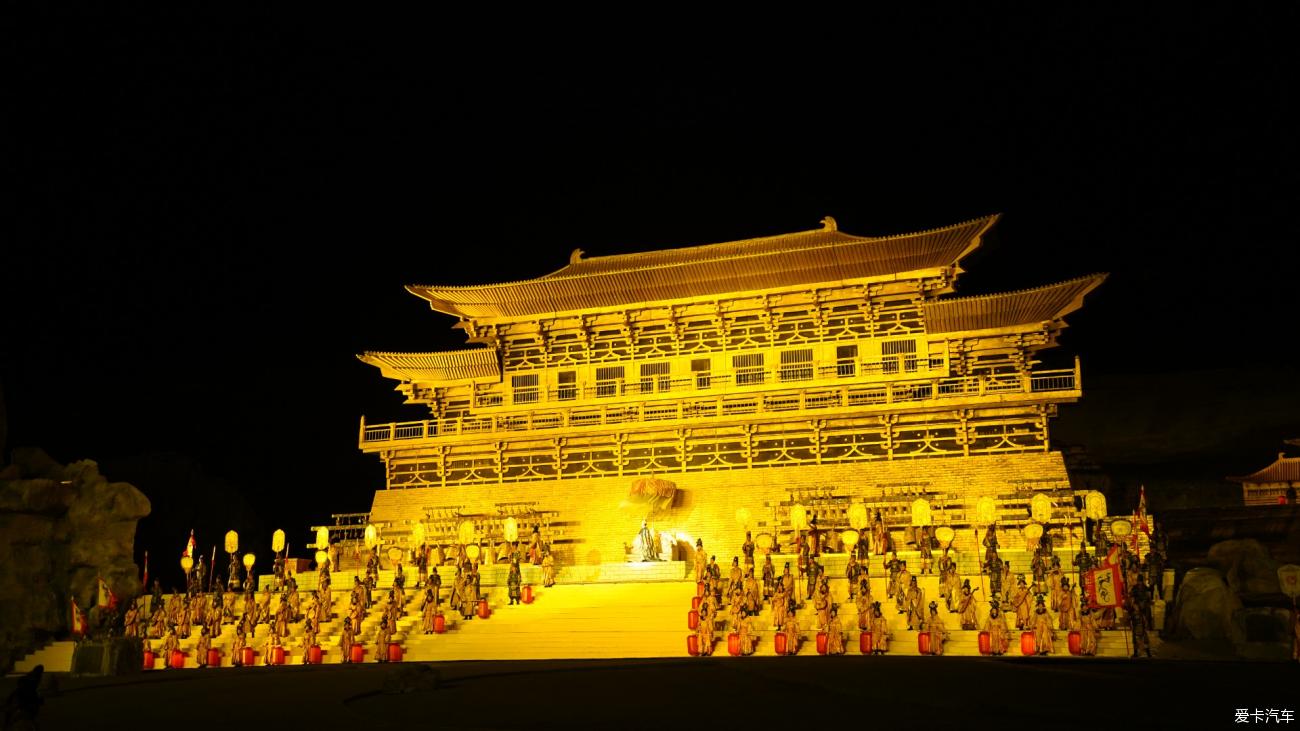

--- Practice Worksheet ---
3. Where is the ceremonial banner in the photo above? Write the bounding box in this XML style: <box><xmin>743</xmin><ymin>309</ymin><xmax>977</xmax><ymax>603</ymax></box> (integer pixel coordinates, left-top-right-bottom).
<box><xmin>184</xmin><ymin>529</ymin><xmax>196</xmax><ymax>559</ymax></box>
<box><xmin>70</xmin><ymin>598</ymin><xmax>87</xmax><ymax>638</ymax></box>
<box><xmin>1085</xmin><ymin>565</ymin><xmax>1123</xmax><ymax>608</ymax></box>
<box><xmin>96</xmin><ymin>576</ymin><xmax>118</xmax><ymax>611</ymax></box>
<box><xmin>1137</xmin><ymin>486</ymin><xmax>1150</xmax><ymax>535</ymax></box>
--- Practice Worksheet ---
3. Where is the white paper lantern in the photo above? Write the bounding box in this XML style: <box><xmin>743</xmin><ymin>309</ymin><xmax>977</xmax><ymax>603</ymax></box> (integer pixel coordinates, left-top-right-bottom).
<box><xmin>910</xmin><ymin>498</ymin><xmax>932</xmax><ymax>527</ymax></box>
<box><xmin>848</xmin><ymin>503</ymin><xmax>869</xmax><ymax>530</ymax></box>
<box><xmin>975</xmin><ymin>497</ymin><xmax>997</xmax><ymax>526</ymax></box>
<box><xmin>503</xmin><ymin>517</ymin><xmax>519</xmax><ymax>543</ymax></box>
<box><xmin>457</xmin><ymin>520</ymin><xmax>475</xmax><ymax>546</ymax></box>
<box><xmin>315</xmin><ymin>527</ymin><xmax>330</xmax><ymax>550</ymax></box>
<box><xmin>735</xmin><ymin>508</ymin><xmax>752</xmax><ymax>528</ymax></box>
<box><xmin>1030</xmin><ymin>494</ymin><xmax>1053</xmax><ymax>524</ymax></box>
<box><xmin>224</xmin><ymin>530</ymin><xmax>239</xmax><ymax>554</ymax></box>
<box><xmin>790</xmin><ymin>504</ymin><xmax>808</xmax><ymax>531</ymax></box>
<box><xmin>364</xmin><ymin>525</ymin><xmax>378</xmax><ymax>549</ymax></box>
<box><xmin>272</xmin><ymin>529</ymin><xmax>286</xmax><ymax>554</ymax></box>
<box><xmin>1085</xmin><ymin>491</ymin><xmax>1107</xmax><ymax>520</ymax></box>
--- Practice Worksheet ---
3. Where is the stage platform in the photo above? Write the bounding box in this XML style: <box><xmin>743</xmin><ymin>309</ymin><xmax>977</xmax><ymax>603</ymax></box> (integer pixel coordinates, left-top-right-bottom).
<box><xmin>12</xmin><ymin>548</ymin><xmax>1153</xmax><ymax>674</ymax></box>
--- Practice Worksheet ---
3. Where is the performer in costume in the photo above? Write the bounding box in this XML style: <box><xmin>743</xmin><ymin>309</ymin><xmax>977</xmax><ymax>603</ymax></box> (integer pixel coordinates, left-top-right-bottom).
<box><xmin>925</xmin><ymin>601</ymin><xmax>947</xmax><ymax>655</ymax></box>
<box><xmin>1032</xmin><ymin>598</ymin><xmax>1054</xmax><ymax>655</ymax></box>
<box><xmin>985</xmin><ymin>602</ymin><xmax>1010</xmax><ymax>655</ymax></box>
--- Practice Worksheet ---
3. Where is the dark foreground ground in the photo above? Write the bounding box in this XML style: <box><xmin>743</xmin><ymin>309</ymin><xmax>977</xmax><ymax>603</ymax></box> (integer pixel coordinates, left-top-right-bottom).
<box><xmin>5</xmin><ymin>656</ymin><xmax>1298</xmax><ymax>730</ymax></box>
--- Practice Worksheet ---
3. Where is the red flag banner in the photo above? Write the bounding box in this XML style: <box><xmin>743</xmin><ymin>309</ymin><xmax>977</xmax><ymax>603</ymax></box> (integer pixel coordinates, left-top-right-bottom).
<box><xmin>97</xmin><ymin>577</ymin><xmax>118</xmax><ymax>611</ymax></box>
<box><xmin>1085</xmin><ymin>565</ymin><xmax>1124</xmax><ymax>608</ymax></box>
<box><xmin>1103</xmin><ymin>545</ymin><xmax>1121</xmax><ymax>567</ymax></box>
<box><xmin>1137</xmin><ymin>486</ymin><xmax>1150</xmax><ymax>536</ymax></box>
<box><xmin>184</xmin><ymin>529</ymin><xmax>196</xmax><ymax>559</ymax></box>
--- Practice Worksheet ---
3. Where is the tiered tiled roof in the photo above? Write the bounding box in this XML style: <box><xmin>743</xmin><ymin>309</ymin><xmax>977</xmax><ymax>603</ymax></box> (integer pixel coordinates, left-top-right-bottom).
<box><xmin>922</xmin><ymin>274</ymin><xmax>1107</xmax><ymax>334</ymax></box>
<box><xmin>407</xmin><ymin>215</ymin><xmax>999</xmax><ymax>320</ymax></box>
<box><xmin>357</xmin><ymin>349</ymin><xmax>499</xmax><ymax>385</ymax></box>
<box><xmin>1228</xmin><ymin>454</ymin><xmax>1300</xmax><ymax>484</ymax></box>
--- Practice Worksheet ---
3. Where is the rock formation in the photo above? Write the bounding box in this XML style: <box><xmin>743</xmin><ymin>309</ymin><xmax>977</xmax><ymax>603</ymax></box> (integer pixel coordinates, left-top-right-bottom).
<box><xmin>0</xmin><ymin>447</ymin><xmax>150</xmax><ymax>673</ymax></box>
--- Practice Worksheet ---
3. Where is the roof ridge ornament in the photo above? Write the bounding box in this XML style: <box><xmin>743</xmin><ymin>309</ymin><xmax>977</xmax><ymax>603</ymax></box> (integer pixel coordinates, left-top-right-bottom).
<box><xmin>569</xmin><ymin>248</ymin><xmax>585</xmax><ymax>264</ymax></box>
<box><xmin>820</xmin><ymin>216</ymin><xmax>838</xmax><ymax>232</ymax></box>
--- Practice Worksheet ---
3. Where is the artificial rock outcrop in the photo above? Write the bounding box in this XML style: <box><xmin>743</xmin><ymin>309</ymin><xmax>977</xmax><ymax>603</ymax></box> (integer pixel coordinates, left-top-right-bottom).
<box><xmin>0</xmin><ymin>447</ymin><xmax>150</xmax><ymax>673</ymax></box>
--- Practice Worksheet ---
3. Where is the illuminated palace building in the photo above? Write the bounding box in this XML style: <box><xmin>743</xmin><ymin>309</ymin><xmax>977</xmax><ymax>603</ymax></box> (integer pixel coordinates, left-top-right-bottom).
<box><xmin>357</xmin><ymin>215</ymin><xmax>1106</xmax><ymax>565</ymax></box>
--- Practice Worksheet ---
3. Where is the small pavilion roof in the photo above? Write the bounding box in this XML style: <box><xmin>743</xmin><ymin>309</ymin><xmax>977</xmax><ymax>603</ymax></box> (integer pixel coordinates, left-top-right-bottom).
<box><xmin>408</xmin><ymin>215</ymin><xmax>999</xmax><ymax>320</ymax></box>
<box><xmin>1227</xmin><ymin>454</ymin><xmax>1300</xmax><ymax>484</ymax></box>
<box><xmin>922</xmin><ymin>274</ymin><xmax>1107</xmax><ymax>334</ymax></box>
<box><xmin>358</xmin><ymin>348</ymin><xmax>499</xmax><ymax>385</ymax></box>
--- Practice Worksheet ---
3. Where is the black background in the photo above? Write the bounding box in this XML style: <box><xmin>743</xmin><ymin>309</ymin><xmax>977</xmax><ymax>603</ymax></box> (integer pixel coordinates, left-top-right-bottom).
<box><xmin>5</xmin><ymin>8</ymin><xmax>1298</xmax><ymax>590</ymax></box>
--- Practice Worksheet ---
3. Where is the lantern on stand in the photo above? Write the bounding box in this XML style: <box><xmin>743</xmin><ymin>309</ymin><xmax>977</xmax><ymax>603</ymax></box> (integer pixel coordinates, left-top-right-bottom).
<box><xmin>503</xmin><ymin>517</ymin><xmax>519</xmax><ymax>543</ymax></box>
<box><xmin>180</xmin><ymin>555</ymin><xmax>194</xmax><ymax>587</ymax></box>
<box><xmin>935</xmin><ymin>526</ymin><xmax>956</xmax><ymax>550</ymax></box>
<box><xmin>224</xmin><ymin>530</ymin><xmax>241</xmax><ymax>590</ymax></box>
<box><xmin>315</xmin><ymin>550</ymin><xmax>328</xmax><ymax>568</ymax></box>
<box><xmin>242</xmin><ymin>553</ymin><xmax>256</xmax><ymax>590</ymax></box>
<box><xmin>364</xmin><ymin>524</ymin><xmax>379</xmax><ymax>550</ymax></box>
<box><xmin>735</xmin><ymin>507</ymin><xmax>752</xmax><ymax>529</ymax></box>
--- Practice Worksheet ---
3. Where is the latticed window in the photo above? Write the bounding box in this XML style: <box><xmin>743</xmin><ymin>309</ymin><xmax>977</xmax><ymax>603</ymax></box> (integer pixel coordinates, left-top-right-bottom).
<box><xmin>511</xmin><ymin>374</ymin><xmax>539</xmax><ymax>404</ymax></box>
<box><xmin>733</xmin><ymin>353</ymin><xmax>765</xmax><ymax>386</ymax></box>
<box><xmin>692</xmin><ymin>358</ymin><xmax>712</xmax><ymax>389</ymax></box>
<box><xmin>779</xmin><ymin>349</ymin><xmax>813</xmax><ymax>381</ymax></box>
<box><xmin>882</xmin><ymin>339</ymin><xmax>918</xmax><ymax>374</ymax></box>
<box><xmin>557</xmin><ymin>370</ymin><xmax>577</xmax><ymax>401</ymax></box>
<box><xmin>596</xmin><ymin>366</ymin><xmax>624</xmax><ymax>397</ymax></box>
<box><xmin>836</xmin><ymin>344</ymin><xmax>858</xmax><ymax>377</ymax></box>
<box><xmin>640</xmin><ymin>362</ymin><xmax>671</xmax><ymax>393</ymax></box>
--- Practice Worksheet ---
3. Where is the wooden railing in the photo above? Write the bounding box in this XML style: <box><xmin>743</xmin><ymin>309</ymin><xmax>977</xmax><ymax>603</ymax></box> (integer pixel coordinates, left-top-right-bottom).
<box><xmin>360</xmin><ymin>362</ymin><xmax>1080</xmax><ymax>447</ymax></box>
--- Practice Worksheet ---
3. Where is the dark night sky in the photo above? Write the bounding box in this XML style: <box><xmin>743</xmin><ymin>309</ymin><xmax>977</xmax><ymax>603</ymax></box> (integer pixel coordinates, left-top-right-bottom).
<box><xmin>4</xmin><ymin>9</ymin><xmax>1298</xmax><ymax>585</ymax></box>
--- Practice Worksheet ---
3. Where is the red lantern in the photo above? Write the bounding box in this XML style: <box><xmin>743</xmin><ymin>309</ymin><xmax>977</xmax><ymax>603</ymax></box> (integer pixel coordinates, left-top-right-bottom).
<box><xmin>816</xmin><ymin>632</ymin><xmax>828</xmax><ymax>655</ymax></box>
<box><xmin>169</xmin><ymin>650</ymin><xmax>185</xmax><ymax>669</ymax></box>
<box><xmin>859</xmin><ymin>632</ymin><xmax>872</xmax><ymax>654</ymax></box>
<box><xmin>271</xmin><ymin>646</ymin><xmax>285</xmax><ymax>666</ymax></box>
<box><xmin>978</xmin><ymin>631</ymin><xmax>992</xmax><ymax>655</ymax></box>
<box><xmin>349</xmin><ymin>644</ymin><xmax>365</xmax><ymax>664</ymax></box>
<box><xmin>1020</xmin><ymin>632</ymin><xmax>1036</xmax><ymax>656</ymax></box>
<box><xmin>1279</xmin><ymin>495</ymin><xmax>1289</xmax><ymax>505</ymax></box>
<box><xmin>433</xmin><ymin>615</ymin><xmax>446</xmax><ymax>634</ymax></box>
<box><xmin>727</xmin><ymin>633</ymin><xmax>741</xmax><ymax>656</ymax></box>
<box><xmin>918</xmin><ymin>633</ymin><xmax>932</xmax><ymax>655</ymax></box>
<box><xmin>691</xmin><ymin>596</ymin><xmax>702</xmax><ymax>611</ymax></box>
<box><xmin>687</xmin><ymin>634</ymin><xmax>700</xmax><ymax>656</ymax></box>
<box><xmin>388</xmin><ymin>643</ymin><xmax>403</xmax><ymax>662</ymax></box>
<box><xmin>697</xmin><ymin>582</ymin><xmax>706</xmax><ymax>597</ymax></box>
<box><xmin>307</xmin><ymin>645</ymin><xmax>323</xmax><ymax>665</ymax></box>
<box><xmin>240</xmin><ymin>647</ymin><xmax>256</xmax><ymax>667</ymax></box>
<box><xmin>1068</xmin><ymin>631</ymin><xmax>1082</xmax><ymax>655</ymax></box>
<box><xmin>688</xmin><ymin>610</ymin><xmax>700</xmax><ymax>630</ymax></box>
<box><xmin>775</xmin><ymin>632</ymin><xmax>789</xmax><ymax>656</ymax></box>
<box><xmin>143</xmin><ymin>650</ymin><xmax>156</xmax><ymax>670</ymax></box>
<box><xmin>522</xmin><ymin>585</ymin><xmax>534</xmax><ymax>604</ymax></box>
<box><xmin>207</xmin><ymin>648</ymin><xmax>222</xmax><ymax>667</ymax></box>
<box><xmin>477</xmin><ymin>599</ymin><xmax>490</xmax><ymax>619</ymax></box>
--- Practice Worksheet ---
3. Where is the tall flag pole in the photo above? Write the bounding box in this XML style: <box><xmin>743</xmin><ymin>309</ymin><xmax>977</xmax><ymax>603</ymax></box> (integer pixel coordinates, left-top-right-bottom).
<box><xmin>208</xmin><ymin>545</ymin><xmax>217</xmax><ymax>593</ymax></box>
<box><xmin>142</xmin><ymin>550</ymin><xmax>149</xmax><ymax>593</ymax></box>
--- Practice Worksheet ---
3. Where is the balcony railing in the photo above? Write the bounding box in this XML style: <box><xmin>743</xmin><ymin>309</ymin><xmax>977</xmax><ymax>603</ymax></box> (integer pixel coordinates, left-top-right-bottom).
<box><xmin>361</xmin><ymin>363</ymin><xmax>1080</xmax><ymax>446</ymax></box>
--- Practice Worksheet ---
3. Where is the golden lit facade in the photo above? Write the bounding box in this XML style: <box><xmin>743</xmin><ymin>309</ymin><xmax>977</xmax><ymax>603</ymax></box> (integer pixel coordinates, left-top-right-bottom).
<box><xmin>359</xmin><ymin>216</ymin><xmax>1106</xmax><ymax>563</ymax></box>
